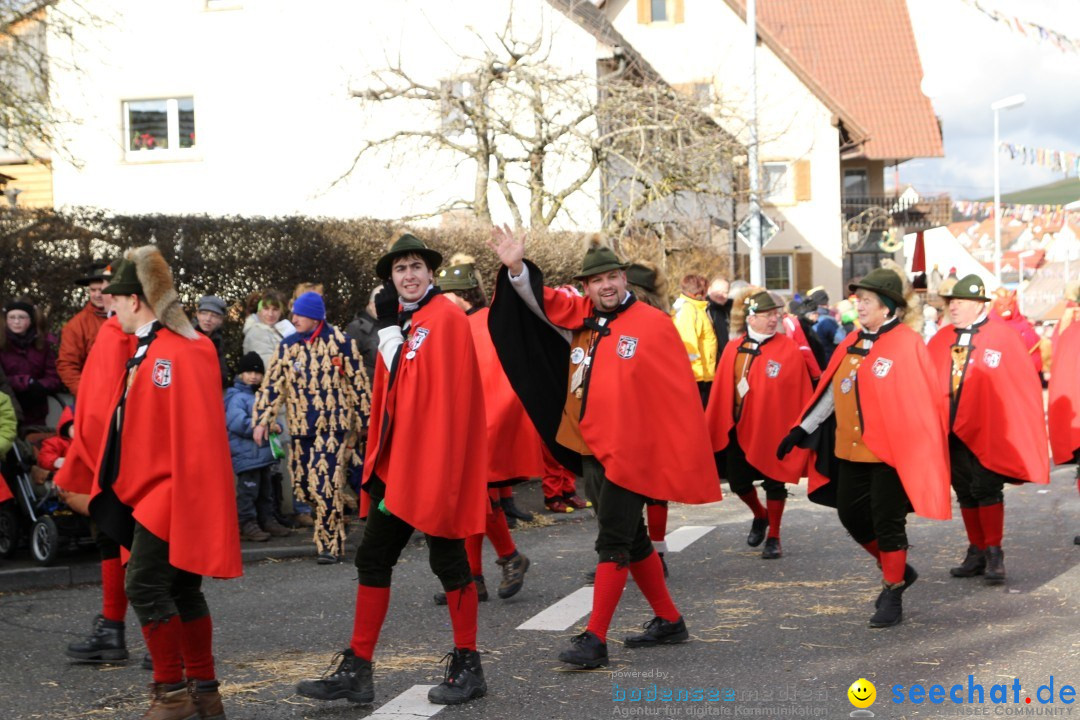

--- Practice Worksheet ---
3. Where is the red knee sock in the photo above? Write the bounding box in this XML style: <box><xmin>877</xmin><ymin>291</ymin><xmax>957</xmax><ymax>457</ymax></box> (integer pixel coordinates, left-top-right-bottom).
<box><xmin>349</xmin><ymin>585</ymin><xmax>391</xmax><ymax>661</ymax></box>
<box><xmin>879</xmin><ymin>549</ymin><xmax>907</xmax><ymax>585</ymax></box>
<box><xmin>142</xmin><ymin>615</ymin><xmax>184</xmax><ymax>685</ymax></box>
<box><xmin>979</xmin><ymin>503</ymin><xmax>1004</xmax><ymax>547</ymax></box>
<box><xmin>585</xmin><ymin>562</ymin><xmax>629</xmax><ymax>643</ymax></box>
<box><xmin>628</xmin><ymin>553</ymin><xmax>680</xmax><ymax>622</ymax></box>
<box><xmin>766</xmin><ymin>499</ymin><xmax>785</xmax><ymax>540</ymax></box>
<box><xmin>485</xmin><ymin>509</ymin><xmax>517</xmax><ymax>560</ymax></box>
<box><xmin>737</xmin><ymin>489</ymin><xmax>767</xmax><ymax>519</ymax></box>
<box><xmin>180</xmin><ymin>615</ymin><xmax>215</xmax><ymax>681</ymax></box>
<box><xmin>960</xmin><ymin>507</ymin><xmax>985</xmax><ymax>549</ymax></box>
<box><xmin>444</xmin><ymin>583</ymin><xmax>478</xmax><ymax>651</ymax></box>
<box><xmin>465</xmin><ymin>534</ymin><xmax>484</xmax><ymax>576</ymax></box>
<box><xmin>646</xmin><ymin>504</ymin><xmax>668</xmax><ymax>543</ymax></box>
<box><xmin>100</xmin><ymin>558</ymin><xmax>127</xmax><ymax>623</ymax></box>
<box><xmin>859</xmin><ymin>539</ymin><xmax>881</xmax><ymax>562</ymax></box>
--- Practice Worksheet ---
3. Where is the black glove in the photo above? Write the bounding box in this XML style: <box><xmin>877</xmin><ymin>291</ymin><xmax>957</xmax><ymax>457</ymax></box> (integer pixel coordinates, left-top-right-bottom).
<box><xmin>372</xmin><ymin>281</ymin><xmax>400</xmax><ymax>330</ymax></box>
<box><xmin>776</xmin><ymin>426</ymin><xmax>808</xmax><ymax>460</ymax></box>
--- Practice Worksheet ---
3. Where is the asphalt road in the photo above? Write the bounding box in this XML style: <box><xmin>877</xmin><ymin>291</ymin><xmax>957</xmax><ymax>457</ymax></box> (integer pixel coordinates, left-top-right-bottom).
<box><xmin>1</xmin><ymin>468</ymin><xmax>1078</xmax><ymax>720</ymax></box>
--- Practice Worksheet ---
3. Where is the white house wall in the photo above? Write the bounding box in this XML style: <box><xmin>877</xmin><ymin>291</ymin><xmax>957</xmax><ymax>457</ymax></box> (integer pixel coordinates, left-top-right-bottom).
<box><xmin>47</xmin><ymin>0</ymin><xmax>601</xmax><ymax>229</ymax></box>
<box><xmin>608</xmin><ymin>0</ymin><xmax>843</xmax><ymax>297</ymax></box>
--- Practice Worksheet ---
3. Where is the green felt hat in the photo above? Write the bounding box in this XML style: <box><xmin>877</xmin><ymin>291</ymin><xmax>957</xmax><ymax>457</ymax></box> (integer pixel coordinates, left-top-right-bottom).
<box><xmin>745</xmin><ymin>290</ymin><xmax>781</xmax><ymax>314</ymax></box>
<box><xmin>573</xmin><ymin>238</ymin><xmax>627</xmax><ymax>280</ymax></box>
<box><xmin>437</xmin><ymin>262</ymin><xmax>479</xmax><ymax>291</ymax></box>
<box><xmin>848</xmin><ymin>268</ymin><xmax>906</xmax><ymax>308</ymax></box>
<box><xmin>375</xmin><ymin>233</ymin><xmax>443</xmax><ymax>280</ymax></box>
<box><xmin>101</xmin><ymin>259</ymin><xmax>143</xmax><ymax>296</ymax></box>
<box><xmin>940</xmin><ymin>274</ymin><xmax>990</xmax><ymax>302</ymax></box>
<box><xmin>625</xmin><ymin>263</ymin><xmax>658</xmax><ymax>292</ymax></box>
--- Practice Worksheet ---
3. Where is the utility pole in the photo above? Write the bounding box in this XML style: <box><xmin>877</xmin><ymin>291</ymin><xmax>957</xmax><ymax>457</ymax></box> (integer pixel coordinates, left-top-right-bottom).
<box><xmin>747</xmin><ymin>0</ymin><xmax>762</xmax><ymax>286</ymax></box>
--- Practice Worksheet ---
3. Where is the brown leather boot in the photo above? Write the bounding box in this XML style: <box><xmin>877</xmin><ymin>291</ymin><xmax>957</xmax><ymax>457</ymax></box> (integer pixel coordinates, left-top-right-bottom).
<box><xmin>141</xmin><ymin>681</ymin><xmax>199</xmax><ymax>720</ymax></box>
<box><xmin>188</xmin><ymin>679</ymin><xmax>226</xmax><ymax>719</ymax></box>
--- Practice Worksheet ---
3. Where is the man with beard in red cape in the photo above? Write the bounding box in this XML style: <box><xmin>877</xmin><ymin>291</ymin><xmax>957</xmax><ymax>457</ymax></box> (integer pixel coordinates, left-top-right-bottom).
<box><xmin>707</xmin><ymin>289</ymin><xmax>813</xmax><ymax>560</ymax></box>
<box><xmin>929</xmin><ymin>275</ymin><xmax>1049</xmax><ymax>585</ymax></box>
<box><xmin>778</xmin><ymin>268</ymin><xmax>950</xmax><ymax>629</ymax></box>
<box><xmin>296</xmin><ymin>233</ymin><xmax>489</xmax><ymax>708</ymax></box>
<box><xmin>90</xmin><ymin>247</ymin><xmax>241</xmax><ymax>719</ymax></box>
<box><xmin>487</xmin><ymin>227</ymin><xmax>722</xmax><ymax>670</ymax></box>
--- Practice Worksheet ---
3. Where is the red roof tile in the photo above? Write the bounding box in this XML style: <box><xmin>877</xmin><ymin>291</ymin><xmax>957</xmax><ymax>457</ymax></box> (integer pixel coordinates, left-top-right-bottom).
<box><xmin>723</xmin><ymin>0</ymin><xmax>943</xmax><ymax>161</ymax></box>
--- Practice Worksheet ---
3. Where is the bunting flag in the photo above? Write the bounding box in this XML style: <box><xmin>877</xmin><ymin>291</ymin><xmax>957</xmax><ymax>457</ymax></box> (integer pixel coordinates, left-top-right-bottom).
<box><xmin>951</xmin><ymin>201</ymin><xmax>1077</xmax><ymax>222</ymax></box>
<box><xmin>999</xmin><ymin>142</ymin><xmax>1080</xmax><ymax>176</ymax></box>
<box><xmin>959</xmin><ymin>0</ymin><xmax>1080</xmax><ymax>55</ymax></box>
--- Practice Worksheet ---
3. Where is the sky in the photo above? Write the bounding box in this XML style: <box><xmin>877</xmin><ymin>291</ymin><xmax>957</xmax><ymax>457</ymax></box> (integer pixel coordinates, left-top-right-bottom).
<box><xmin>899</xmin><ymin>0</ymin><xmax>1080</xmax><ymax>200</ymax></box>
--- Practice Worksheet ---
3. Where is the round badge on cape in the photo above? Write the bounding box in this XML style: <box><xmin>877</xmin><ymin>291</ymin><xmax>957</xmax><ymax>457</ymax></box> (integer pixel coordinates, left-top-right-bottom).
<box><xmin>570</xmin><ymin>347</ymin><xmax>586</xmax><ymax>365</ymax></box>
<box><xmin>840</xmin><ymin>377</ymin><xmax>853</xmax><ymax>394</ymax></box>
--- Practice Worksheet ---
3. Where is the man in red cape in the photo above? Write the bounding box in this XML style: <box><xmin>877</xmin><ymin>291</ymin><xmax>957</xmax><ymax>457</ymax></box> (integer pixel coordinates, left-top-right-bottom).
<box><xmin>488</xmin><ymin>227</ymin><xmax>722</xmax><ymax>670</ymax></box>
<box><xmin>297</xmin><ymin>233</ymin><xmax>489</xmax><ymax>708</ymax></box>
<box><xmin>1048</xmin><ymin>318</ymin><xmax>1080</xmax><ymax>546</ymax></box>
<box><xmin>90</xmin><ymin>247</ymin><xmax>241</xmax><ymax>719</ymax></box>
<box><xmin>436</xmin><ymin>254</ymin><xmax>539</xmax><ymax>604</ymax></box>
<box><xmin>990</xmin><ymin>288</ymin><xmax>1044</xmax><ymax>376</ymax></box>
<box><xmin>55</xmin><ymin>259</ymin><xmax>141</xmax><ymax>666</ymax></box>
<box><xmin>707</xmin><ymin>289</ymin><xmax>812</xmax><ymax>560</ymax></box>
<box><xmin>778</xmin><ymin>268</ymin><xmax>950</xmax><ymax>629</ymax></box>
<box><xmin>929</xmin><ymin>275</ymin><xmax>1049</xmax><ymax>584</ymax></box>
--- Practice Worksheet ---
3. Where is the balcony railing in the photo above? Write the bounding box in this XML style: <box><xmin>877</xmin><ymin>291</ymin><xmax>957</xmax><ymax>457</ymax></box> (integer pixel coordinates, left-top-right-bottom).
<box><xmin>842</xmin><ymin>194</ymin><xmax>951</xmax><ymax>230</ymax></box>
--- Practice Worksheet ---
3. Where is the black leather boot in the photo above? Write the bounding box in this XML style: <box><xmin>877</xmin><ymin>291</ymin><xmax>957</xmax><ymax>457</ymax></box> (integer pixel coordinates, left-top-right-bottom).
<box><xmin>746</xmin><ymin>517</ymin><xmax>768</xmax><ymax>547</ymax></box>
<box><xmin>295</xmin><ymin>649</ymin><xmax>374</xmax><ymax>704</ymax></box>
<box><xmin>624</xmin><ymin>616</ymin><xmax>689</xmax><ymax>648</ymax></box>
<box><xmin>558</xmin><ymin>630</ymin><xmax>609</xmax><ymax>668</ymax></box>
<box><xmin>949</xmin><ymin>545</ymin><xmax>986</xmax><ymax>577</ymax></box>
<box><xmin>869</xmin><ymin>584</ymin><xmax>905</xmax><ymax>628</ymax></box>
<box><xmin>500</xmin><ymin>496</ymin><xmax>533</xmax><ymax>522</ymax></box>
<box><xmin>984</xmin><ymin>546</ymin><xmax>1006</xmax><ymax>584</ymax></box>
<box><xmin>66</xmin><ymin>614</ymin><xmax>129</xmax><ymax>663</ymax></box>
<box><xmin>427</xmin><ymin>648</ymin><xmax>487</xmax><ymax>705</ymax></box>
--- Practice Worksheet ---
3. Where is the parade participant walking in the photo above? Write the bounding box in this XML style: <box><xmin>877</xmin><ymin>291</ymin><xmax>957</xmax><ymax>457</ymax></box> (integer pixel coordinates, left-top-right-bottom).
<box><xmin>253</xmin><ymin>291</ymin><xmax>370</xmax><ymax>564</ymax></box>
<box><xmin>777</xmin><ymin>268</ymin><xmax>950</xmax><ymax>628</ymax></box>
<box><xmin>435</xmin><ymin>254</ymin><xmax>538</xmax><ymax>603</ymax></box>
<box><xmin>296</xmin><ymin>233</ymin><xmax>489</xmax><ymax>707</ymax></box>
<box><xmin>56</xmin><ymin>261</ymin><xmax>111</xmax><ymax>396</ymax></box>
<box><xmin>929</xmin><ymin>276</ymin><xmax>1049</xmax><ymax>583</ymax></box>
<box><xmin>89</xmin><ymin>247</ymin><xmax>242</xmax><ymax>719</ymax></box>
<box><xmin>1049</xmin><ymin>317</ymin><xmax>1080</xmax><ymax>545</ymax></box>
<box><xmin>488</xmin><ymin>229</ymin><xmax>722</xmax><ymax>669</ymax></box>
<box><xmin>707</xmin><ymin>289</ymin><xmax>813</xmax><ymax>560</ymax></box>
<box><xmin>53</xmin><ymin>260</ymin><xmax>143</xmax><ymax>667</ymax></box>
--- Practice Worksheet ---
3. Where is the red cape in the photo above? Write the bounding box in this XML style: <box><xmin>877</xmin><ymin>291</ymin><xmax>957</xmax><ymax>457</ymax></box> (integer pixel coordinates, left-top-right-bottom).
<box><xmin>1049</xmin><ymin>321</ymin><xmax>1080</xmax><ymax>465</ymax></box>
<box><xmin>91</xmin><ymin>329</ymin><xmax>242</xmax><ymax>579</ymax></box>
<box><xmin>990</xmin><ymin>308</ymin><xmax>1043</xmax><ymax>375</ymax></box>
<box><xmin>539</xmin><ymin>288</ymin><xmax>722</xmax><ymax>504</ymax></box>
<box><xmin>928</xmin><ymin>318</ymin><xmax>1049</xmax><ymax>484</ymax></box>
<box><xmin>468</xmin><ymin>308</ymin><xmax>544</xmax><ymax>483</ymax></box>
<box><xmin>0</xmin><ymin>474</ymin><xmax>11</xmax><ymax>504</ymax></box>
<box><xmin>707</xmin><ymin>333</ymin><xmax>812</xmax><ymax>484</ymax></box>
<box><xmin>363</xmin><ymin>293</ymin><xmax>488</xmax><ymax>539</ymax></box>
<box><xmin>798</xmin><ymin>322</ymin><xmax>952</xmax><ymax>520</ymax></box>
<box><xmin>55</xmin><ymin>318</ymin><xmax>134</xmax><ymax>495</ymax></box>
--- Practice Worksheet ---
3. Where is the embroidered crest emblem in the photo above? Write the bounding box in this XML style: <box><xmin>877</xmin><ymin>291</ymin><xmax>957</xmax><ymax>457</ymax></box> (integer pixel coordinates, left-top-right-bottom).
<box><xmin>766</xmin><ymin>360</ymin><xmax>781</xmax><ymax>378</ymax></box>
<box><xmin>871</xmin><ymin>358</ymin><xmax>893</xmax><ymax>378</ymax></box>
<box><xmin>840</xmin><ymin>377</ymin><xmax>853</xmax><ymax>394</ymax></box>
<box><xmin>407</xmin><ymin>327</ymin><xmax>430</xmax><ymax>353</ymax></box>
<box><xmin>983</xmin><ymin>349</ymin><xmax>1001</xmax><ymax>368</ymax></box>
<box><xmin>616</xmin><ymin>335</ymin><xmax>638</xmax><ymax>359</ymax></box>
<box><xmin>570</xmin><ymin>347</ymin><xmax>586</xmax><ymax>365</ymax></box>
<box><xmin>152</xmin><ymin>359</ymin><xmax>172</xmax><ymax>388</ymax></box>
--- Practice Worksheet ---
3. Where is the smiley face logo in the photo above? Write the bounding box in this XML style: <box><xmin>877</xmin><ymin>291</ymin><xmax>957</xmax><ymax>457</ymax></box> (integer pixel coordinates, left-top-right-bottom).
<box><xmin>848</xmin><ymin>678</ymin><xmax>876</xmax><ymax>709</ymax></box>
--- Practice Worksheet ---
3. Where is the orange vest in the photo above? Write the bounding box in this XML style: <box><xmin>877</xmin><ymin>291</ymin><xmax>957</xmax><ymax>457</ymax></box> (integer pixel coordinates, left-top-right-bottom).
<box><xmin>832</xmin><ymin>343</ymin><xmax>880</xmax><ymax>463</ymax></box>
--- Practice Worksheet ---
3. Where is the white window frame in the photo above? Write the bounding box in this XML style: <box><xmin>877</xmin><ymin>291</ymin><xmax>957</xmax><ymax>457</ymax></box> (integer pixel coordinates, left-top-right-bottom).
<box><xmin>762</xmin><ymin>161</ymin><xmax>794</xmax><ymax>205</ymax></box>
<box><xmin>205</xmin><ymin>0</ymin><xmax>243</xmax><ymax>10</ymax></box>
<box><xmin>122</xmin><ymin>97</ymin><xmax>198</xmax><ymax>163</ymax></box>
<box><xmin>763</xmin><ymin>254</ymin><xmax>793</xmax><ymax>294</ymax></box>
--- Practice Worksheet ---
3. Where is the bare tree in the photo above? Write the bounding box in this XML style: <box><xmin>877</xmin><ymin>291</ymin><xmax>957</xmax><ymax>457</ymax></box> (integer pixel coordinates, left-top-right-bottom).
<box><xmin>340</xmin><ymin>14</ymin><xmax>745</xmax><ymax>240</ymax></box>
<box><xmin>0</xmin><ymin>1</ymin><xmax>101</xmax><ymax>162</ymax></box>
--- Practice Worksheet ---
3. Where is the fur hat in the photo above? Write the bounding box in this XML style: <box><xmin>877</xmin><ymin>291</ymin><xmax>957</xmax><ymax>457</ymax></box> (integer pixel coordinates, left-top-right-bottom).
<box><xmin>124</xmin><ymin>245</ymin><xmax>197</xmax><ymax>339</ymax></box>
<box><xmin>729</xmin><ymin>285</ymin><xmax>768</xmax><ymax>336</ymax></box>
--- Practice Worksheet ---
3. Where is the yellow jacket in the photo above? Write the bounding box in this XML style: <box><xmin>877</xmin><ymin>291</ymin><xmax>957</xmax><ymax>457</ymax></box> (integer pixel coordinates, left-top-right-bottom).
<box><xmin>673</xmin><ymin>295</ymin><xmax>718</xmax><ymax>382</ymax></box>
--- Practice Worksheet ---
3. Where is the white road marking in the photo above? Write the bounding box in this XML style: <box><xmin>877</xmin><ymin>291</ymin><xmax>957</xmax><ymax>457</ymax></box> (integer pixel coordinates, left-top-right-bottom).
<box><xmin>517</xmin><ymin>586</ymin><xmax>594</xmax><ymax>631</ymax></box>
<box><xmin>663</xmin><ymin>525</ymin><xmax>716</xmax><ymax>552</ymax></box>
<box><xmin>367</xmin><ymin>684</ymin><xmax>442</xmax><ymax>718</ymax></box>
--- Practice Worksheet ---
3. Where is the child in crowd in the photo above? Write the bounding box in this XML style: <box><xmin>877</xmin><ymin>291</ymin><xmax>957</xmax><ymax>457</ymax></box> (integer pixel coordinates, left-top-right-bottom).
<box><xmin>37</xmin><ymin>405</ymin><xmax>74</xmax><ymax>474</ymax></box>
<box><xmin>225</xmin><ymin>352</ymin><xmax>290</xmax><ymax>542</ymax></box>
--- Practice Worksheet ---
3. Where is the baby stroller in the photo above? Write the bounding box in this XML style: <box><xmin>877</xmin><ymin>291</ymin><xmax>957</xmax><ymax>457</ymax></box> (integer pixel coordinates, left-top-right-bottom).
<box><xmin>0</xmin><ymin>436</ymin><xmax>92</xmax><ymax>565</ymax></box>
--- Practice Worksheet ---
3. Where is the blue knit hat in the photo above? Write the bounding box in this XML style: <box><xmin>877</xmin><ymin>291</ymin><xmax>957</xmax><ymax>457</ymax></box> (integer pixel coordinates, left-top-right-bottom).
<box><xmin>291</xmin><ymin>291</ymin><xmax>325</xmax><ymax>321</ymax></box>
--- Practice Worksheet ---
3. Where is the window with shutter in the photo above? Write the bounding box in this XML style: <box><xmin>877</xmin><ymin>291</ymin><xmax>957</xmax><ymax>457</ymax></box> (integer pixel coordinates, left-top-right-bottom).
<box><xmin>794</xmin><ymin>160</ymin><xmax>811</xmax><ymax>202</ymax></box>
<box><xmin>795</xmin><ymin>252</ymin><xmax>813</xmax><ymax>295</ymax></box>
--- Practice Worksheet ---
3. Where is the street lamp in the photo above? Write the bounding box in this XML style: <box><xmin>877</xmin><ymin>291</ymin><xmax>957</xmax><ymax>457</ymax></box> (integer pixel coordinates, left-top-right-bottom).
<box><xmin>992</xmin><ymin>93</ymin><xmax>1026</xmax><ymax>284</ymax></box>
<box><xmin>1018</xmin><ymin>249</ymin><xmax>1035</xmax><ymax>316</ymax></box>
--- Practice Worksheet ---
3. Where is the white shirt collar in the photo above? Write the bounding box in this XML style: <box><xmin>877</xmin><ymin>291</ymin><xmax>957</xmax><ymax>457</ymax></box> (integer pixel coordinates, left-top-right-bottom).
<box><xmin>747</xmin><ymin>327</ymin><xmax>774</xmax><ymax>343</ymax></box>
<box><xmin>134</xmin><ymin>320</ymin><xmax>156</xmax><ymax>338</ymax></box>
